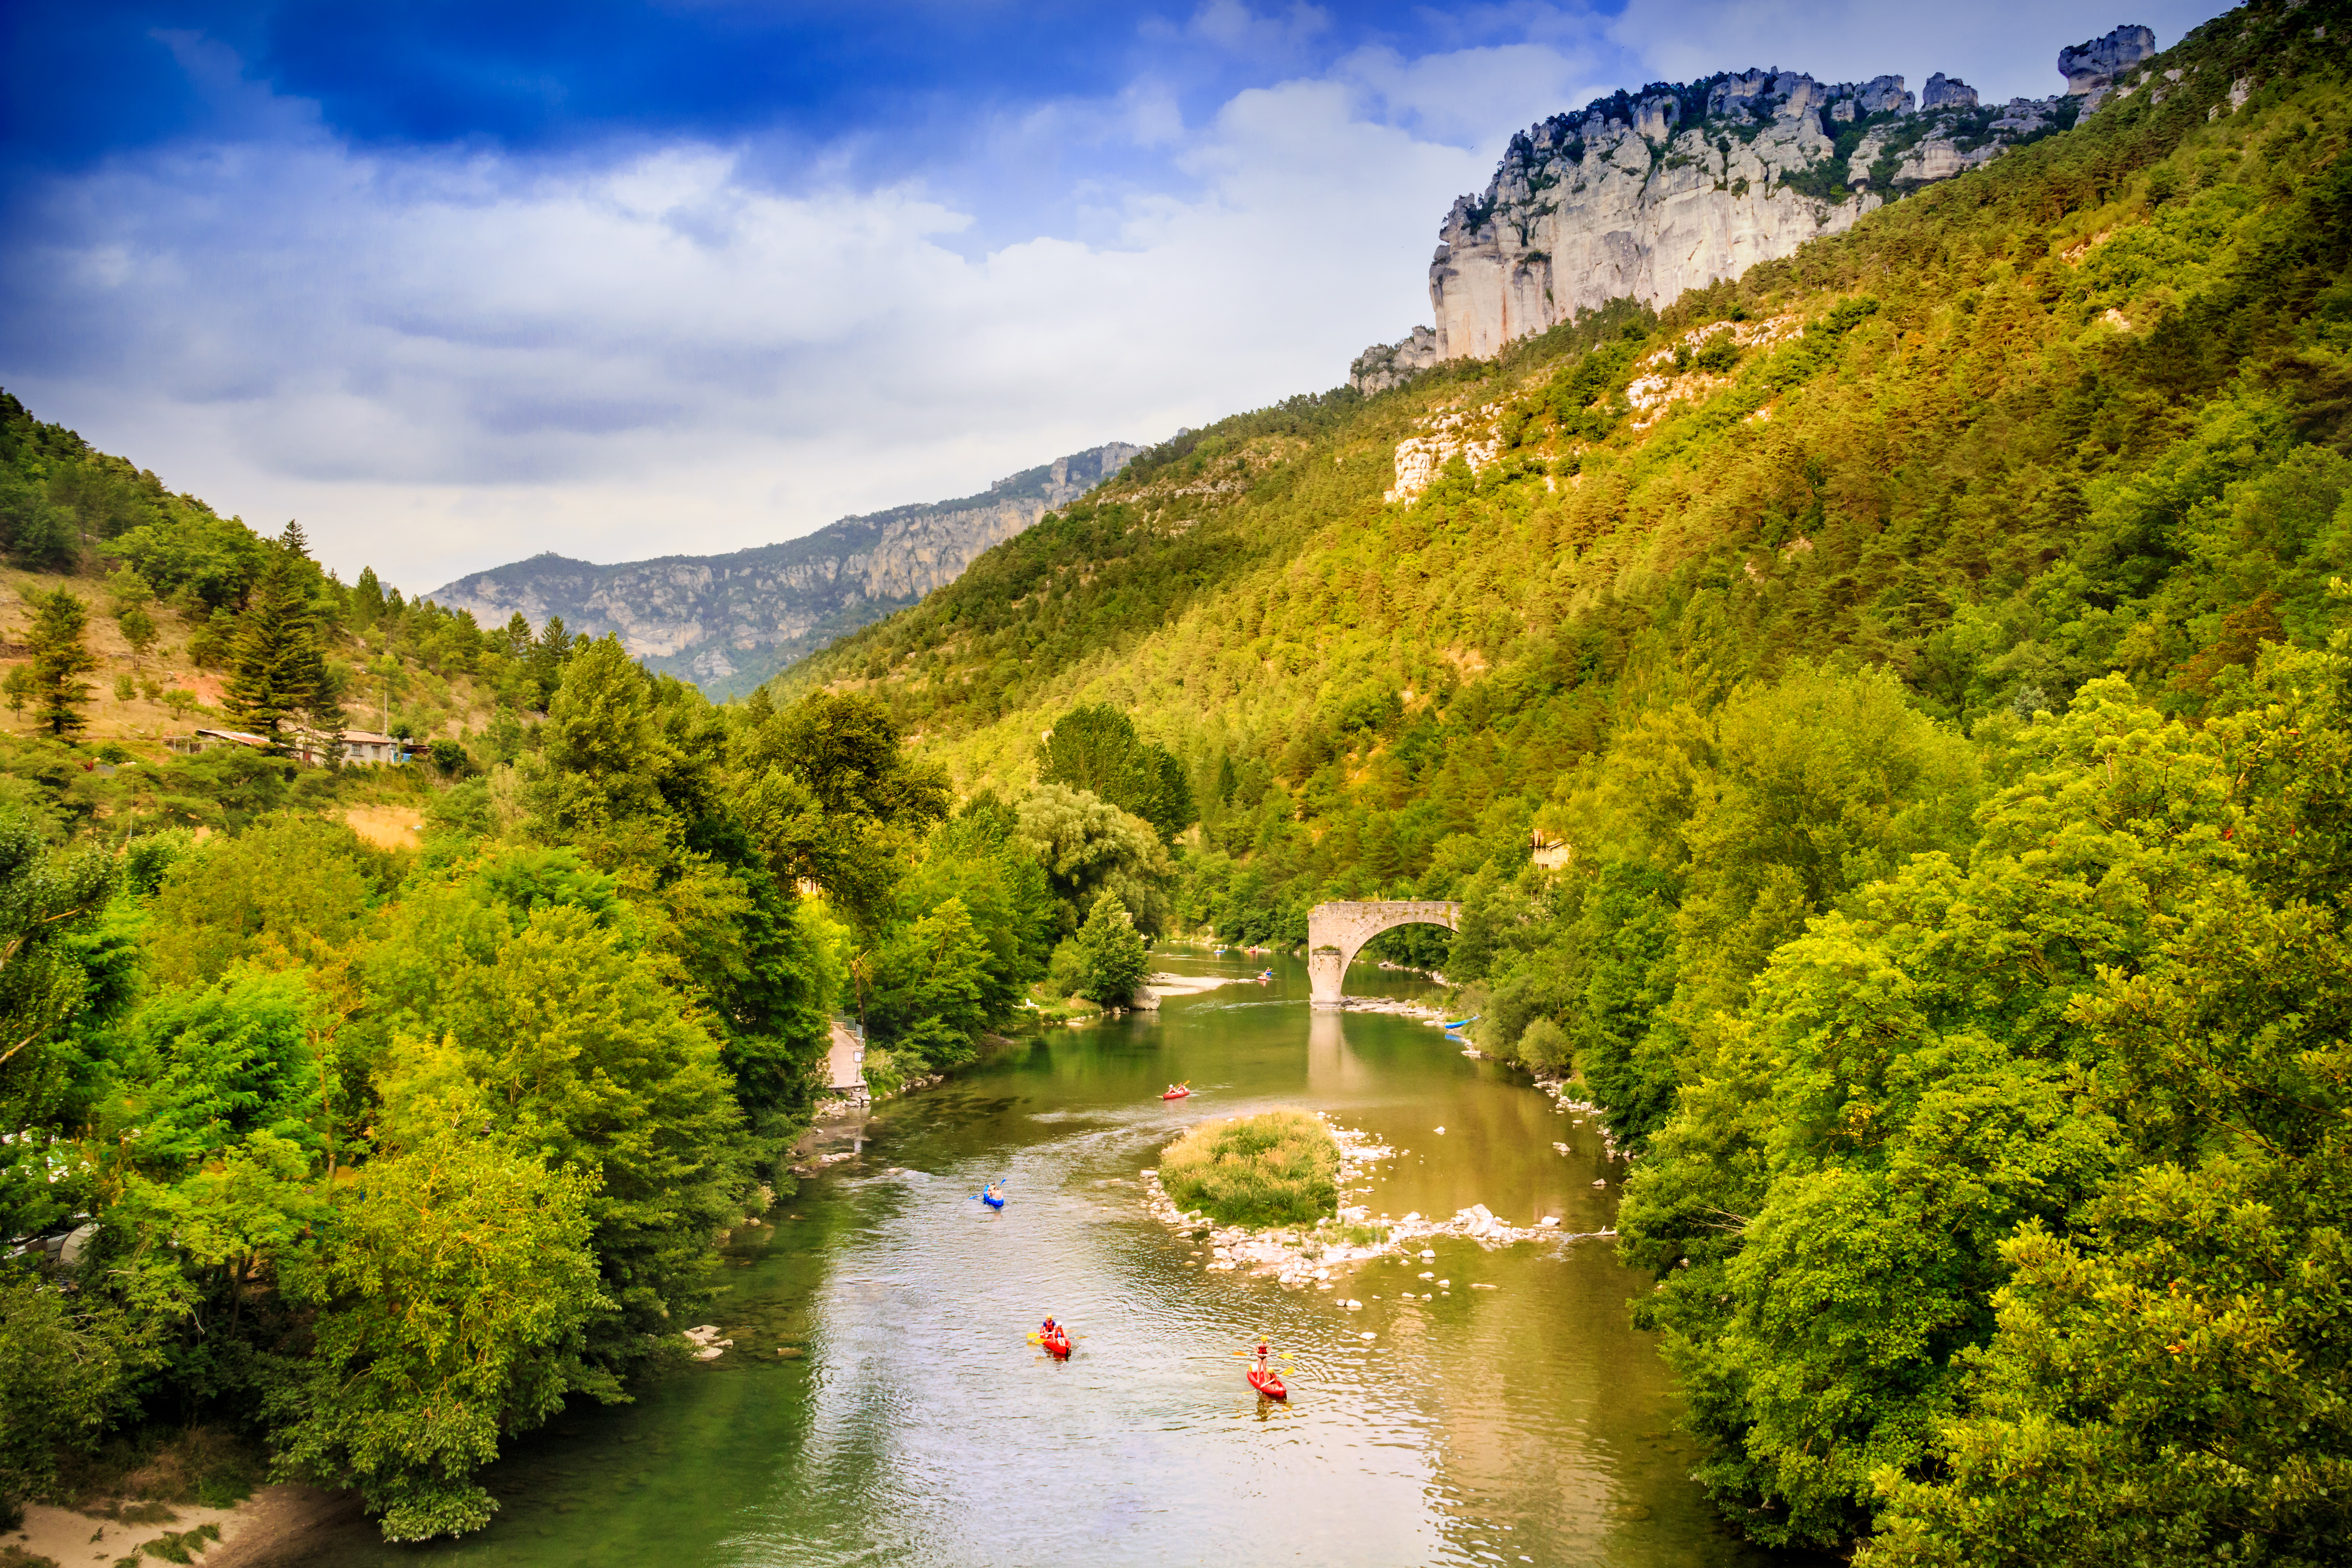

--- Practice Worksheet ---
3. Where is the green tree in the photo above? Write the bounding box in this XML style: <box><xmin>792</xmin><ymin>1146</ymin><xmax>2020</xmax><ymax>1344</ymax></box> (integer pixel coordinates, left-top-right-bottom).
<box><xmin>1014</xmin><ymin>783</ymin><xmax>1173</xmax><ymax>935</ymax></box>
<box><xmin>222</xmin><ymin>545</ymin><xmax>344</xmax><ymax>752</ymax></box>
<box><xmin>21</xmin><ymin>587</ymin><xmax>96</xmax><ymax>737</ymax></box>
<box><xmin>859</xmin><ymin>895</ymin><xmax>994</xmax><ymax>1068</ymax></box>
<box><xmin>119</xmin><ymin>603</ymin><xmax>158</xmax><ymax>672</ymax></box>
<box><xmin>349</xmin><ymin>566</ymin><xmax>386</xmax><ymax>632</ymax></box>
<box><xmin>0</xmin><ymin>1268</ymin><xmax>128</xmax><ymax>1528</ymax></box>
<box><xmin>272</xmin><ymin>1071</ymin><xmax>607</xmax><ymax>1542</ymax></box>
<box><xmin>363</xmin><ymin>899</ymin><xmax>743</xmax><ymax>1354</ymax></box>
<box><xmin>737</xmin><ymin>689</ymin><xmax>949</xmax><ymax>922</ymax></box>
<box><xmin>525</xmin><ymin>615</ymin><xmax>573</xmax><ymax>709</ymax></box>
<box><xmin>1076</xmin><ymin>889</ymin><xmax>1148</xmax><ymax>1006</ymax></box>
<box><xmin>145</xmin><ymin>817</ymin><xmax>377</xmax><ymax>988</ymax></box>
<box><xmin>1037</xmin><ymin>704</ymin><xmax>1196</xmax><ymax>842</ymax></box>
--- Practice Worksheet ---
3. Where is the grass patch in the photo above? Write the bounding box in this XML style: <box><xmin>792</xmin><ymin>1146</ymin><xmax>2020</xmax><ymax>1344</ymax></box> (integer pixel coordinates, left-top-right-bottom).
<box><xmin>1158</xmin><ymin>1110</ymin><xmax>1339</xmax><ymax>1228</ymax></box>
<box><xmin>45</xmin><ymin>1427</ymin><xmax>259</xmax><ymax>1514</ymax></box>
<box><xmin>140</xmin><ymin>1525</ymin><xmax>219</xmax><ymax>1564</ymax></box>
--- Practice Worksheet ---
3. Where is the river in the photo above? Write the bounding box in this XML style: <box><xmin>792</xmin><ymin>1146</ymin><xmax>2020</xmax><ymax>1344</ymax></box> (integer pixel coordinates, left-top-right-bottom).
<box><xmin>285</xmin><ymin>951</ymin><xmax>1801</xmax><ymax>1568</ymax></box>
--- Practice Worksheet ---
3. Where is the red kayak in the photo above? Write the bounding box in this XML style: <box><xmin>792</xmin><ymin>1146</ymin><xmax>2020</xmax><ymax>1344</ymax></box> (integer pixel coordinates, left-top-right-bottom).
<box><xmin>1162</xmin><ymin>1087</ymin><xmax>1191</xmax><ymax>1100</ymax></box>
<box><xmin>1248</xmin><ymin>1367</ymin><xmax>1286</xmax><ymax>1400</ymax></box>
<box><xmin>1042</xmin><ymin>1332</ymin><xmax>1071</xmax><ymax>1360</ymax></box>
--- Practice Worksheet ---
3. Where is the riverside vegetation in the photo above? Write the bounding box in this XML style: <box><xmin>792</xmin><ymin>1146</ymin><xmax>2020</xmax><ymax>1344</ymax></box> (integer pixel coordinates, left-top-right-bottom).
<box><xmin>0</xmin><ymin>385</ymin><xmax>1196</xmax><ymax>1538</ymax></box>
<box><xmin>1156</xmin><ymin>1112</ymin><xmax>1341</xmax><ymax>1228</ymax></box>
<box><xmin>2</xmin><ymin>1</ymin><xmax>2347</xmax><ymax>1562</ymax></box>
<box><xmin>772</xmin><ymin>5</ymin><xmax>2352</xmax><ymax>1561</ymax></box>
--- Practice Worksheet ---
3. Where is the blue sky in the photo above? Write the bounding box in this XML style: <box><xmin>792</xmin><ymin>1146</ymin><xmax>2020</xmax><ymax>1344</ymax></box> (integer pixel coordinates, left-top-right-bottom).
<box><xmin>1</xmin><ymin>1</ymin><xmax>2226</xmax><ymax>591</ymax></box>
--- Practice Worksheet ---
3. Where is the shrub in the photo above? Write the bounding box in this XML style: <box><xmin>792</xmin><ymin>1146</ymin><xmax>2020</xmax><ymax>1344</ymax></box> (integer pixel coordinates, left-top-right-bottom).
<box><xmin>1517</xmin><ymin>1017</ymin><xmax>1571</xmax><ymax>1075</ymax></box>
<box><xmin>1158</xmin><ymin>1110</ymin><xmax>1339</xmax><ymax>1228</ymax></box>
<box><xmin>1076</xmin><ymin>889</ymin><xmax>1148</xmax><ymax>1004</ymax></box>
<box><xmin>1045</xmin><ymin>937</ymin><xmax>1090</xmax><ymax>998</ymax></box>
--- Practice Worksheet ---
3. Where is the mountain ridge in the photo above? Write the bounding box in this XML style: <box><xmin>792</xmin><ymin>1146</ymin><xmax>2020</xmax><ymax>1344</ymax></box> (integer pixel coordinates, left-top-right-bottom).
<box><xmin>429</xmin><ymin>442</ymin><xmax>1142</xmax><ymax>698</ymax></box>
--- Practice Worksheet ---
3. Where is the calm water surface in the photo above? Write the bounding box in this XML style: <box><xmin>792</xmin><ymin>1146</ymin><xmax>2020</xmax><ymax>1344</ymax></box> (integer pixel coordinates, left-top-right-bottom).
<box><xmin>293</xmin><ymin>953</ymin><xmax>1796</xmax><ymax>1568</ymax></box>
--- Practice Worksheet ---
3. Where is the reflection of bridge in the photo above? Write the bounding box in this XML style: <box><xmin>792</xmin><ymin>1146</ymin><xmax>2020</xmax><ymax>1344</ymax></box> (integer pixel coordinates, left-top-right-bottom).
<box><xmin>1307</xmin><ymin>900</ymin><xmax>1462</xmax><ymax>1007</ymax></box>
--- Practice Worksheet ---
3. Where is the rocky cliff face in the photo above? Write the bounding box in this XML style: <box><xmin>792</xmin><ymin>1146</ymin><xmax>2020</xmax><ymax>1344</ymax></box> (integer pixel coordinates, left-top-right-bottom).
<box><xmin>428</xmin><ymin>444</ymin><xmax>1141</xmax><ymax>698</ymax></box>
<box><xmin>1350</xmin><ymin>25</ymin><xmax>2158</xmax><ymax>392</ymax></box>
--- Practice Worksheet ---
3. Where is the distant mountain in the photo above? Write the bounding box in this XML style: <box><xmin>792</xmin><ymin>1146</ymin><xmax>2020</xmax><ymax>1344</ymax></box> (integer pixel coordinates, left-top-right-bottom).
<box><xmin>428</xmin><ymin>443</ymin><xmax>1142</xmax><ymax>698</ymax></box>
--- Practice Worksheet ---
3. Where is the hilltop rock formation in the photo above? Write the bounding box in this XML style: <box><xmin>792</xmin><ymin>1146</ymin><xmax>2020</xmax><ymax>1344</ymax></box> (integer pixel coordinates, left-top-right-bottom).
<box><xmin>429</xmin><ymin>444</ymin><xmax>1140</xmax><ymax>698</ymax></box>
<box><xmin>1352</xmin><ymin>25</ymin><xmax>2155</xmax><ymax>386</ymax></box>
<box><xmin>2063</xmin><ymin>24</ymin><xmax>2162</xmax><ymax>109</ymax></box>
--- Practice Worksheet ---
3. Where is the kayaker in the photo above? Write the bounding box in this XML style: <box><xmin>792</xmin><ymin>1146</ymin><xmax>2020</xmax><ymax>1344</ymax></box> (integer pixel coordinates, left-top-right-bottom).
<box><xmin>985</xmin><ymin>1181</ymin><xmax>1004</xmax><ymax>1204</ymax></box>
<box><xmin>1041</xmin><ymin>1316</ymin><xmax>1060</xmax><ymax>1338</ymax></box>
<box><xmin>1253</xmin><ymin>1336</ymin><xmax>1271</xmax><ymax>1376</ymax></box>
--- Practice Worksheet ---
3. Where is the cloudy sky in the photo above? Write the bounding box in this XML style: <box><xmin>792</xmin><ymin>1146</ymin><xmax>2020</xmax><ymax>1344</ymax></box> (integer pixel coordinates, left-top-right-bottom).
<box><xmin>2</xmin><ymin>0</ymin><xmax>2224</xmax><ymax>594</ymax></box>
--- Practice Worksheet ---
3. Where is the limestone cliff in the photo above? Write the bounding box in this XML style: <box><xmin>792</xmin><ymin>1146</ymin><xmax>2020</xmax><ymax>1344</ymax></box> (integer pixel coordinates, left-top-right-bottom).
<box><xmin>428</xmin><ymin>444</ymin><xmax>1140</xmax><ymax>698</ymax></box>
<box><xmin>1351</xmin><ymin>25</ymin><xmax>2157</xmax><ymax>390</ymax></box>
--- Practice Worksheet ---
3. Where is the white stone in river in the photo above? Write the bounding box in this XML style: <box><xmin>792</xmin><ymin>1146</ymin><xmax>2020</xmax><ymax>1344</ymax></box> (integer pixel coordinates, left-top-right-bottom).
<box><xmin>1420</xmin><ymin>1250</ymin><xmax>1436</xmax><ymax>1259</ymax></box>
<box><xmin>1361</xmin><ymin>1332</ymin><xmax>1377</xmax><ymax>1340</ymax></box>
<box><xmin>1420</xmin><ymin>1271</ymin><xmax>1435</xmax><ymax>1279</ymax></box>
<box><xmin>1438</xmin><ymin>1280</ymin><xmax>1450</xmax><ymax>1289</ymax></box>
<box><xmin>1434</xmin><ymin>1127</ymin><xmax>1445</xmax><ymax>1134</ymax></box>
<box><xmin>1539</xmin><ymin>1216</ymin><xmax>1560</xmax><ymax>1227</ymax></box>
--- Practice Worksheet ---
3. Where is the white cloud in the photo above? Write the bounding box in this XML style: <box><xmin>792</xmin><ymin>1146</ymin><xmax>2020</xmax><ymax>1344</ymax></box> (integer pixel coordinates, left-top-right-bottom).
<box><xmin>5</xmin><ymin>54</ymin><xmax>1484</xmax><ymax>592</ymax></box>
<box><xmin>3</xmin><ymin>3</ymin><xmax>2232</xmax><ymax>595</ymax></box>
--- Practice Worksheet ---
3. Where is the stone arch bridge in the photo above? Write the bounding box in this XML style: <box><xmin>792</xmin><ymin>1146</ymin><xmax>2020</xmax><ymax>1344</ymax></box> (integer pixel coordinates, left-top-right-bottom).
<box><xmin>1307</xmin><ymin>900</ymin><xmax>1462</xmax><ymax>1007</ymax></box>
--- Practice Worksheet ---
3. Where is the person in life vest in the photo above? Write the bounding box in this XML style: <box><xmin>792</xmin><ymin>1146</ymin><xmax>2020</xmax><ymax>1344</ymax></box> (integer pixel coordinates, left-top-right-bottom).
<box><xmin>1253</xmin><ymin>1336</ymin><xmax>1271</xmax><ymax>1377</ymax></box>
<box><xmin>1041</xmin><ymin>1316</ymin><xmax>1060</xmax><ymax>1341</ymax></box>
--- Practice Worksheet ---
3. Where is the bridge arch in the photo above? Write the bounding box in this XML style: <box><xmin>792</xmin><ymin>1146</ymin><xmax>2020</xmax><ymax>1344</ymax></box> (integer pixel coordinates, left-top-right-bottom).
<box><xmin>1307</xmin><ymin>899</ymin><xmax>1462</xmax><ymax>1007</ymax></box>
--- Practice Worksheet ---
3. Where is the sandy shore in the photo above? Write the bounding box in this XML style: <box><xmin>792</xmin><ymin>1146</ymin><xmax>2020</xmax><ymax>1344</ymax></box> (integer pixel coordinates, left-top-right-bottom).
<box><xmin>1141</xmin><ymin>971</ymin><xmax>1259</xmax><ymax>1001</ymax></box>
<box><xmin>12</xmin><ymin>1484</ymin><xmax>354</xmax><ymax>1568</ymax></box>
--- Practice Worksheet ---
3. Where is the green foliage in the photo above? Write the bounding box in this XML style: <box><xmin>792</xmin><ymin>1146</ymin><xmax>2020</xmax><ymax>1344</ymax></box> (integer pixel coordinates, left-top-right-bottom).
<box><xmin>145</xmin><ymin>816</ymin><xmax>381</xmax><ymax>988</ymax></box>
<box><xmin>1036</xmin><ymin>704</ymin><xmax>1197</xmax><ymax>841</ymax></box>
<box><xmin>1157</xmin><ymin>1110</ymin><xmax>1340</xmax><ymax>1228</ymax></box>
<box><xmin>1013</xmin><ymin>783</ymin><xmax>1173</xmax><ymax>936</ymax></box>
<box><xmin>0</xmin><ymin>1268</ymin><xmax>129</xmax><ymax>1527</ymax></box>
<box><xmin>1075</xmin><ymin>888</ymin><xmax>1148</xmax><ymax>1005</ymax></box>
<box><xmin>271</xmin><ymin>1098</ymin><xmax>606</xmax><ymax>1541</ymax></box>
<box><xmin>221</xmin><ymin>542</ymin><xmax>345</xmax><ymax>751</ymax></box>
<box><xmin>21</xmin><ymin>588</ymin><xmax>96</xmax><ymax>737</ymax></box>
<box><xmin>1617</xmin><ymin>651</ymin><xmax>2352</xmax><ymax>1555</ymax></box>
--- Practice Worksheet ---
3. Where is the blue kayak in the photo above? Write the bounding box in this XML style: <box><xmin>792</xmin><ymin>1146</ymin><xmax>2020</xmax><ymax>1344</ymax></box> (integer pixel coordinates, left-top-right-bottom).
<box><xmin>982</xmin><ymin>1192</ymin><xmax>1006</xmax><ymax>1209</ymax></box>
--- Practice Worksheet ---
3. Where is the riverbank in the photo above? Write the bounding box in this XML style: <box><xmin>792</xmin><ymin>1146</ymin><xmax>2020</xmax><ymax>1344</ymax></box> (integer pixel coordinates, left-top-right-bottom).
<box><xmin>11</xmin><ymin>1484</ymin><xmax>355</xmax><ymax>1568</ymax></box>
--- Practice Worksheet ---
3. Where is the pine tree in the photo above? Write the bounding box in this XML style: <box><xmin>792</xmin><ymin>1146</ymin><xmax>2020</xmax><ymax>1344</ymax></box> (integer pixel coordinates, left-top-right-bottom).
<box><xmin>527</xmin><ymin>616</ymin><xmax>573</xmax><ymax>710</ymax></box>
<box><xmin>351</xmin><ymin>567</ymin><xmax>386</xmax><ymax>632</ymax></box>
<box><xmin>223</xmin><ymin>546</ymin><xmax>340</xmax><ymax>753</ymax></box>
<box><xmin>21</xmin><ymin>589</ymin><xmax>95</xmax><ymax>738</ymax></box>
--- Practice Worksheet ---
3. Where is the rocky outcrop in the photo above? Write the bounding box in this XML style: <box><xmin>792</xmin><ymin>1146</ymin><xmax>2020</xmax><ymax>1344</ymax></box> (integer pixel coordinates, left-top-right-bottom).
<box><xmin>1357</xmin><ymin>25</ymin><xmax>2154</xmax><ymax>376</ymax></box>
<box><xmin>429</xmin><ymin>444</ymin><xmax>1140</xmax><ymax>698</ymax></box>
<box><xmin>2062</xmin><ymin>24</ymin><xmax>2161</xmax><ymax>104</ymax></box>
<box><xmin>1921</xmin><ymin>73</ymin><xmax>1980</xmax><ymax>110</ymax></box>
<box><xmin>1351</xmin><ymin>327</ymin><xmax>1442</xmax><ymax>394</ymax></box>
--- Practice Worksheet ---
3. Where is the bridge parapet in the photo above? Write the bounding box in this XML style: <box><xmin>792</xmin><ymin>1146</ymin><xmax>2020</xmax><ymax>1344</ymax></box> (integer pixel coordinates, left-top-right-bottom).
<box><xmin>1307</xmin><ymin>899</ymin><xmax>1462</xmax><ymax>1007</ymax></box>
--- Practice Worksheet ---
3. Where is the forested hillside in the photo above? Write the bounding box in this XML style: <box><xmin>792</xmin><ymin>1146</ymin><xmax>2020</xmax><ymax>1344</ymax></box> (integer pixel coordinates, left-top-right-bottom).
<box><xmin>781</xmin><ymin>2</ymin><xmax>2352</xmax><ymax>1559</ymax></box>
<box><xmin>0</xmin><ymin>372</ymin><xmax>1180</xmax><ymax>1537</ymax></box>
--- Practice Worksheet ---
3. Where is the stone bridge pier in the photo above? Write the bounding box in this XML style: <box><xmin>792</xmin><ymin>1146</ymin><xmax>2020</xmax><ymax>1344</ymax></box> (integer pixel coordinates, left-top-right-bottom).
<box><xmin>1307</xmin><ymin>899</ymin><xmax>1462</xmax><ymax>1007</ymax></box>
